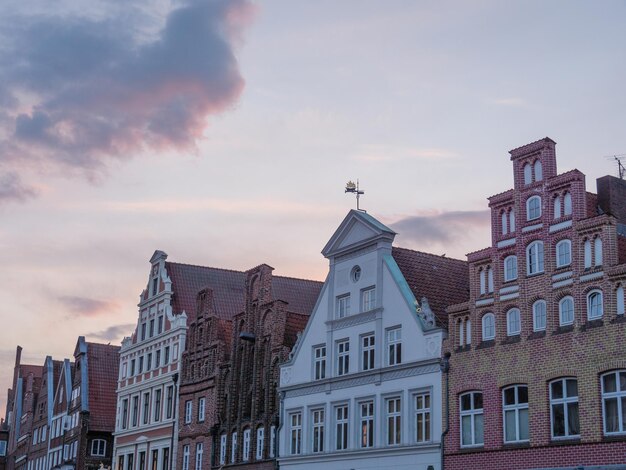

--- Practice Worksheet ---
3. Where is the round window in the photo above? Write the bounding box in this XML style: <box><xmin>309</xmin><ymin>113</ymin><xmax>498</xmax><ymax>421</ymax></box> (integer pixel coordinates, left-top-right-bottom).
<box><xmin>351</xmin><ymin>265</ymin><xmax>361</xmax><ymax>282</ymax></box>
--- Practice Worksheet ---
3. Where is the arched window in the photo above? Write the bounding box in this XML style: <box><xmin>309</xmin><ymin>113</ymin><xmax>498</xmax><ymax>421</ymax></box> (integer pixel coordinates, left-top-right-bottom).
<box><xmin>487</xmin><ymin>267</ymin><xmax>494</xmax><ymax>293</ymax></box>
<box><xmin>219</xmin><ymin>434</ymin><xmax>227</xmax><ymax>465</ymax></box>
<box><xmin>587</xmin><ymin>290</ymin><xmax>603</xmax><ymax>320</ymax></box>
<box><xmin>501</xmin><ymin>212</ymin><xmax>508</xmax><ymax>235</ymax></box>
<box><xmin>563</xmin><ymin>192</ymin><xmax>572</xmax><ymax>216</ymax></box>
<box><xmin>256</xmin><ymin>426</ymin><xmax>265</xmax><ymax>460</ymax></box>
<box><xmin>532</xmin><ymin>300</ymin><xmax>547</xmax><ymax>331</ymax></box>
<box><xmin>504</xmin><ymin>256</ymin><xmax>517</xmax><ymax>282</ymax></box>
<box><xmin>526</xmin><ymin>196</ymin><xmax>541</xmax><ymax>221</ymax></box>
<box><xmin>507</xmin><ymin>308</ymin><xmax>521</xmax><ymax>336</ymax></box>
<box><xmin>466</xmin><ymin>319</ymin><xmax>472</xmax><ymax>345</ymax></box>
<box><xmin>479</xmin><ymin>269</ymin><xmax>486</xmax><ymax>295</ymax></box>
<box><xmin>584</xmin><ymin>239</ymin><xmax>592</xmax><ymax>268</ymax></box>
<box><xmin>534</xmin><ymin>160</ymin><xmax>543</xmax><ymax>181</ymax></box>
<box><xmin>523</xmin><ymin>163</ymin><xmax>532</xmax><ymax>185</ymax></box>
<box><xmin>559</xmin><ymin>296</ymin><xmax>574</xmax><ymax>326</ymax></box>
<box><xmin>601</xmin><ymin>370</ymin><xmax>626</xmax><ymax>434</ymax></box>
<box><xmin>554</xmin><ymin>196</ymin><xmax>561</xmax><ymax>219</ymax></box>
<box><xmin>482</xmin><ymin>313</ymin><xmax>495</xmax><ymax>341</ymax></box>
<box><xmin>556</xmin><ymin>239</ymin><xmax>572</xmax><ymax>268</ymax></box>
<box><xmin>594</xmin><ymin>237</ymin><xmax>603</xmax><ymax>266</ymax></box>
<box><xmin>231</xmin><ymin>431</ymin><xmax>238</xmax><ymax>463</ymax></box>
<box><xmin>550</xmin><ymin>378</ymin><xmax>579</xmax><ymax>438</ymax></box>
<box><xmin>527</xmin><ymin>241</ymin><xmax>544</xmax><ymax>275</ymax></box>
<box><xmin>458</xmin><ymin>319</ymin><xmax>464</xmax><ymax>347</ymax></box>
<box><xmin>460</xmin><ymin>392</ymin><xmax>484</xmax><ymax>447</ymax></box>
<box><xmin>509</xmin><ymin>211</ymin><xmax>516</xmax><ymax>232</ymax></box>
<box><xmin>617</xmin><ymin>285</ymin><xmax>625</xmax><ymax>316</ymax></box>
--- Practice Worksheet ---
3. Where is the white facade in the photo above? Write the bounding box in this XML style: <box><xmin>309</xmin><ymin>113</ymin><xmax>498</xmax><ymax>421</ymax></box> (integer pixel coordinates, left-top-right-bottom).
<box><xmin>113</xmin><ymin>250</ymin><xmax>186</xmax><ymax>470</ymax></box>
<box><xmin>278</xmin><ymin>211</ymin><xmax>445</xmax><ymax>470</ymax></box>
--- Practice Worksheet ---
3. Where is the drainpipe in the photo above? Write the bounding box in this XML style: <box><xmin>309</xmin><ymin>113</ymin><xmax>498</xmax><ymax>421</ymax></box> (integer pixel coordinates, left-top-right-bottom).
<box><xmin>274</xmin><ymin>391</ymin><xmax>285</xmax><ymax>470</ymax></box>
<box><xmin>440</xmin><ymin>352</ymin><xmax>451</xmax><ymax>470</ymax></box>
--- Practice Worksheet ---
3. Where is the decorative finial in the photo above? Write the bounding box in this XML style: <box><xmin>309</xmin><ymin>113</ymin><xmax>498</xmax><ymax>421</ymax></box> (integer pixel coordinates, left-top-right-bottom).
<box><xmin>345</xmin><ymin>179</ymin><xmax>365</xmax><ymax>211</ymax></box>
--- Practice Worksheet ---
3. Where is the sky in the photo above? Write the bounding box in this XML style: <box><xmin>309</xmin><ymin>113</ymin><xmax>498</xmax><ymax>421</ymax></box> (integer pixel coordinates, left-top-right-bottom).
<box><xmin>1</xmin><ymin>0</ymin><xmax>625</xmax><ymax>415</ymax></box>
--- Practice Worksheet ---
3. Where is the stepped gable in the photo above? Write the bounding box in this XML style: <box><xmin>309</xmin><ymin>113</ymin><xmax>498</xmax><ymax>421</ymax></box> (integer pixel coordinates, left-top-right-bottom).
<box><xmin>86</xmin><ymin>342</ymin><xmax>120</xmax><ymax>431</ymax></box>
<box><xmin>392</xmin><ymin>246</ymin><xmax>469</xmax><ymax>326</ymax></box>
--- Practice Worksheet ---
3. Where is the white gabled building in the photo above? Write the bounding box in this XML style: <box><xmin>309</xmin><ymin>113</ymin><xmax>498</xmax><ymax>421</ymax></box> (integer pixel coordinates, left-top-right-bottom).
<box><xmin>277</xmin><ymin>210</ymin><xmax>468</xmax><ymax>470</ymax></box>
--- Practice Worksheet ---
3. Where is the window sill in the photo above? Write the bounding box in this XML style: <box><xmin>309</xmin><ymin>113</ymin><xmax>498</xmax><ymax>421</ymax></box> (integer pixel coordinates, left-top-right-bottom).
<box><xmin>549</xmin><ymin>436</ymin><xmax>580</xmax><ymax>445</ymax></box>
<box><xmin>611</xmin><ymin>315</ymin><xmax>626</xmax><ymax>324</ymax></box>
<box><xmin>477</xmin><ymin>340</ymin><xmax>495</xmax><ymax>349</ymax></box>
<box><xmin>552</xmin><ymin>324</ymin><xmax>574</xmax><ymax>335</ymax></box>
<box><xmin>526</xmin><ymin>271</ymin><xmax>545</xmax><ymax>278</ymax></box>
<box><xmin>527</xmin><ymin>330</ymin><xmax>546</xmax><ymax>340</ymax></box>
<box><xmin>602</xmin><ymin>433</ymin><xmax>626</xmax><ymax>442</ymax></box>
<box><xmin>580</xmin><ymin>319</ymin><xmax>604</xmax><ymax>331</ymax></box>
<box><xmin>455</xmin><ymin>345</ymin><xmax>472</xmax><ymax>353</ymax></box>
<box><xmin>500</xmin><ymin>335</ymin><xmax>521</xmax><ymax>345</ymax></box>
<box><xmin>457</xmin><ymin>445</ymin><xmax>484</xmax><ymax>453</ymax></box>
<box><xmin>502</xmin><ymin>441</ymin><xmax>530</xmax><ymax>449</ymax></box>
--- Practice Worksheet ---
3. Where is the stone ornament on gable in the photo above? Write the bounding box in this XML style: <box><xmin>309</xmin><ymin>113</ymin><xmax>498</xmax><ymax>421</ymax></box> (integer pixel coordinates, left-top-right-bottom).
<box><xmin>281</xmin><ymin>367</ymin><xmax>292</xmax><ymax>385</ymax></box>
<box><xmin>415</xmin><ymin>297</ymin><xmax>436</xmax><ymax>328</ymax></box>
<box><xmin>289</xmin><ymin>331</ymin><xmax>302</xmax><ymax>360</ymax></box>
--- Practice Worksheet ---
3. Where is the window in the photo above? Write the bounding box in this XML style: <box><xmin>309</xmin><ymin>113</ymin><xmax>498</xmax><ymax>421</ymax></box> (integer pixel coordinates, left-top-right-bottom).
<box><xmin>132</xmin><ymin>396</ymin><xmax>139</xmax><ymax>427</ymax></box>
<box><xmin>414</xmin><ymin>392</ymin><xmax>431</xmax><ymax>443</ymax></box>
<box><xmin>617</xmin><ymin>286</ymin><xmax>625</xmax><ymax>315</ymax></box>
<box><xmin>311</xmin><ymin>409</ymin><xmax>324</xmax><ymax>453</ymax></box>
<box><xmin>523</xmin><ymin>163</ymin><xmax>532</xmax><ymax>185</ymax></box>
<box><xmin>584</xmin><ymin>239</ymin><xmax>592</xmax><ymax>268</ymax></box>
<box><xmin>386</xmin><ymin>397</ymin><xmax>401</xmax><ymax>445</ymax></box>
<box><xmin>527</xmin><ymin>196</ymin><xmax>541</xmax><ymax>220</ymax></box>
<box><xmin>594</xmin><ymin>237</ymin><xmax>603</xmax><ymax>266</ymax></box>
<box><xmin>556</xmin><ymin>239</ymin><xmax>571</xmax><ymax>268</ymax></box>
<box><xmin>122</xmin><ymin>398</ymin><xmax>129</xmax><ymax>429</ymax></box>
<box><xmin>184</xmin><ymin>400</ymin><xmax>192</xmax><ymax>424</ymax></box>
<box><xmin>182</xmin><ymin>445</ymin><xmax>189</xmax><ymax>470</ymax></box>
<box><xmin>149</xmin><ymin>319</ymin><xmax>155</xmax><ymax>338</ymax></box>
<box><xmin>503</xmin><ymin>385</ymin><xmax>529</xmax><ymax>442</ymax></box>
<box><xmin>460</xmin><ymin>392</ymin><xmax>483</xmax><ymax>447</ymax></box>
<box><xmin>351</xmin><ymin>265</ymin><xmax>361</xmax><ymax>282</ymax></box>
<box><xmin>362</xmin><ymin>334</ymin><xmax>375</xmax><ymax>371</ymax></box>
<box><xmin>164</xmin><ymin>346</ymin><xmax>170</xmax><ymax>365</ymax></box>
<box><xmin>163</xmin><ymin>448</ymin><xmax>169</xmax><ymax>470</ymax></box>
<box><xmin>527</xmin><ymin>241</ymin><xmax>544</xmax><ymax>275</ymax></box>
<box><xmin>231</xmin><ymin>432</ymin><xmax>238</xmax><ymax>463</ymax></box>
<box><xmin>359</xmin><ymin>401</ymin><xmax>374</xmax><ymax>448</ymax></box>
<box><xmin>195</xmin><ymin>443</ymin><xmax>203</xmax><ymax>470</ymax></box>
<box><xmin>482</xmin><ymin>313</ymin><xmax>495</xmax><ymax>341</ymax></box>
<box><xmin>509</xmin><ymin>211</ymin><xmax>516</xmax><ymax>232</ymax></box>
<box><xmin>534</xmin><ymin>160</ymin><xmax>543</xmax><ymax>181</ymax></box>
<box><xmin>602</xmin><ymin>371</ymin><xmax>626</xmax><ymax>435</ymax></box>
<box><xmin>479</xmin><ymin>269</ymin><xmax>486</xmax><ymax>295</ymax></box>
<box><xmin>507</xmin><ymin>308</ymin><xmax>521</xmax><ymax>336</ymax></box>
<box><xmin>559</xmin><ymin>296</ymin><xmax>575</xmax><ymax>325</ymax></box>
<box><xmin>465</xmin><ymin>319</ymin><xmax>472</xmax><ymax>345</ymax></box>
<box><xmin>587</xmin><ymin>290</ymin><xmax>603</xmax><ymax>319</ymax></box>
<box><xmin>242</xmin><ymin>428</ymin><xmax>251</xmax><ymax>461</ymax></box>
<box><xmin>504</xmin><ymin>256</ymin><xmax>517</xmax><ymax>282</ymax></box>
<box><xmin>563</xmin><ymin>192</ymin><xmax>572</xmax><ymax>215</ymax></box>
<box><xmin>554</xmin><ymin>196</ymin><xmax>561</xmax><ymax>219</ymax></box>
<box><xmin>219</xmin><ymin>434</ymin><xmax>227</xmax><ymax>465</ymax></box>
<box><xmin>487</xmin><ymin>268</ymin><xmax>494</xmax><ymax>293</ymax></box>
<box><xmin>387</xmin><ymin>328</ymin><xmax>402</xmax><ymax>366</ymax></box>
<box><xmin>337</xmin><ymin>340</ymin><xmax>350</xmax><ymax>376</ymax></box>
<box><xmin>362</xmin><ymin>287</ymin><xmax>376</xmax><ymax>311</ymax></box>
<box><xmin>336</xmin><ymin>295</ymin><xmax>351</xmax><ymax>318</ymax></box>
<box><xmin>533</xmin><ymin>300</ymin><xmax>547</xmax><ymax>331</ymax></box>
<box><xmin>155</xmin><ymin>350</ymin><xmax>161</xmax><ymax>369</ymax></box>
<box><xmin>158</xmin><ymin>315</ymin><xmax>164</xmax><ymax>334</ymax></box>
<box><xmin>335</xmin><ymin>405</ymin><xmax>349</xmax><ymax>450</ymax></box>
<box><xmin>130</xmin><ymin>359</ymin><xmax>136</xmax><ymax>376</ymax></box>
<box><xmin>198</xmin><ymin>397</ymin><xmax>205</xmax><ymax>422</ymax></box>
<box><xmin>147</xmin><ymin>353</ymin><xmax>152</xmax><ymax>371</ymax></box>
<box><xmin>458</xmin><ymin>319</ymin><xmax>464</xmax><ymax>347</ymax></box>
<box><xmin>550</xmin><ymin>378</ymin><xmax>579</xmax><ymax>439</ymax></box>
<box><xmin>166</xmin><ymin>386</ymin><xmax>173</xmax><ymax>419</ymax></box>
<box><xmin>501</xmin><ymin>212</ymin><xmax>507</xmax><ymax>235</ymax></box>
<box><xmin>141</xmin><ymin>322</ymin><xmax>147</xmax><ymax>341</ymax></box>
<box><xmin>289</xmin><ymin>413</ymin><xmax>302</xmax><ymax>455</ymax></box>
<box><xmin>143</xmin><ymin>392</ymin><xmax>150</xmax><ymax>424</ymax></box>
<box><xmin>270</xmin><ymin>426</ymin><xmax>276</xmax><ymax>458</ymax></box>
<box><xmin>154</xmin><ymin>389</ymin><xmax>162</xmax><ymax>422</ymax></box>
<box><xmin>139</xmin><ymin>356</ymin><xmax>144</xmax><ymax>374</ymax></box>
<box><xmin>256</xmin><ymin>427</ymin><xmax>264</xmax><ymax>460</ymax></box>
<box><xmin>152</xmin><ymin>449</ymin><xmax>158</xmax><ymax>470</ymax></box>
<box><xmin>313</xmin><ymin>346</ymin><xmax>326</xmax><ymax>380</ymax></box>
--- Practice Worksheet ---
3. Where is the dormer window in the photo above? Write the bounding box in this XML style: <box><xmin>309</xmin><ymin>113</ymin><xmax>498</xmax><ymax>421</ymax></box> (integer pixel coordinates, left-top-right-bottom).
<box><xmin>526</xmin><ymin>196</ymin><xmax>541</xmax><ymax>221</ymax></box>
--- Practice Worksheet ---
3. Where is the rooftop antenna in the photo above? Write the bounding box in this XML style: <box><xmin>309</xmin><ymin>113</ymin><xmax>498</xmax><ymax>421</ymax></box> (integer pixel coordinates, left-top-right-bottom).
<box><xmin>604</xmin><ymin>154</ymin><xmax>626</xmax><ymax>179</ymax></box>
<box><xmin>345</xmin><ymin>179</ymin><xmax>365</xmax><ymax>212</ymax></box>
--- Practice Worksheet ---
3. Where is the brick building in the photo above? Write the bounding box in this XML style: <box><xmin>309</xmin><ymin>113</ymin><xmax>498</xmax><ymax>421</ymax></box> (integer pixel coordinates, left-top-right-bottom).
<box><xmin>443</xmin><ymin>138</ymin><xmax>626</xmax><ymax>469</ymax></box>
<box><xmin>176</xmin><ymin>262</ymin><xmax>322</xmax><ymax>470</ymax></box>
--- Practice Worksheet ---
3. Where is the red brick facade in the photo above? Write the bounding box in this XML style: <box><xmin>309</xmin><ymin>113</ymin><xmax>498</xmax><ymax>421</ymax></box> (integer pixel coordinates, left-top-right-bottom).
<box><xmin>443</xmin><ymin>138</ymin><xmax>626</xmax><ymax>469</ymax></box>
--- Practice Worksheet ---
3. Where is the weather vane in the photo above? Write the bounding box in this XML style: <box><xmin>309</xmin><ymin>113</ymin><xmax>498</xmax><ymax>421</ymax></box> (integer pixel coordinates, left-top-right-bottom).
<box><xmin>345</xmin><ymin>179</ymin><xmax>365</xmax><ymax>212</ymax></box>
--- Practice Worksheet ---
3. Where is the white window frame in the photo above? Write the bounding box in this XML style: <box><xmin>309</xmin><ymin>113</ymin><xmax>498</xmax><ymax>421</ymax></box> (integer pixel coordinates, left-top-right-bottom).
<box><xmin>231</xmin><ymin>431</ymin><xmax>238</xmax><ymax>463</ymax></box>
<box><xmin>361</xmin><ymin>287</ymin><xmax>376</xmax><ymax>311</ymax></box>
<box><xmin>509</xmin><ymin>211</ymin><xmax>516</xmax><ymax>232</ymax></box>
<box><xmin>487</xmin><ymin>267</ymin><xmax>494</xmax><ymax>293</ymax></box>
<box><xmin>555</xmin><ymin>239</ymin><xmax>572</xmax><ymax>268</ymax></box>
<box><xmin>527</xmin><ymin>241</ymin><xmax>544</xmax><ymax>275</ymax></box>
<box><xmin>465</xmin><ymin>319</ymin><xmax>472</xmax><ymax>345</ymax></box>
<box><xmin>336</xmin><ymin>340</ymin><xmax>350</xmax><ymax>376</ymax></box>
<box><xmin>195</xmin><ymin>442</ymin><xmax>203</xmax><ymax>470</ymax></box>
<box><xmin>361</xmin><ymin>333</ymin><xmax>375</xmax><ymax>371</ymax></box>
<box><xmin>479</xmin><ymin>269</ymin><xmax>486</xmax><ymax>295</ymax></box>
<box><xmin>554</xmin><ymin>196</ymin><xmax>561</xmax><ymax>219</ymax></box>
<box><xmin>256</xmin><ymin>427</ymin><xmax>264</xmax><ymax>460</ymax></box>
<box><xmin>533</xmin><ymin>300</ymin><xmax>547</xmax><ymax>332</ymax></box>
<box><xmin>182</xmin><ymin>445</ymin><xmax>189</xmax><ymax>470</ymax></box>
<box><xmin>336</xmin><ymin>294</ymin><xmax>351</xmax><ymax>319</ymax></box>
<box><xmin>184</xmin><ymin>400</ymin><xmax>192</xmax><ymax>424</ymax></box>
<box><xmin>526</xmin><ymin>196</ymin><xmax>541</xmax><ymax>221</ymax></box>
<box><xmin>594</xmin><ymin>237</ymin><xmax>603</xmax><ymax>266</ymax></box>
<box><xmin>460</xmin><ymin>391</ymin><xmax>484</xmax><ymax>447</ymax></box>
<box><xmin>549</xmin><ymin>378</ymin><xmax>580</xmax><ymax>439</ymax></box>
<box><xmin>507</xmin><ymin>308</ymin><xmax>521</xmax><ymax>336</ymax></box>
<box><xmin>198</xmin><ymin>397</ymin><xmax>205</xmax><ymax>422</ymax></box>
<box><xmin>289</xmin><ymin>412</ymin><xmax>302</xmax><ymax>455</ymax></box>
<box><xmin>335</xmin><ymin>404</ymin><xmax>349</xmax><ymax>451</ymax></box>
<box><xmin>587</xmin><ymin>290</ymin><xmax>604</xmax><ymax>320</ymax></box>
<box><xmin>311</xmin><ymin>408</ymin><xmax>325</xmax><ymax>453</ymax></box>
<box><xmin>534</xmin><ymin>160</ymin><xmax>543</xmax><ymax>181</ymax></box>
<box><xmin>414</xmin><ymin>392</ymin><xmax>431</xmax><ymax>443</ymax></box>
<box><xmin>502</xmin><ymin>385</ymin><xmax>529</xmax><ymax>443</ymax></box>
<box><xmin>387</xmin><ymin>327</ymin><xmax>402</xmax><ymax>366</ymax></box>
<box><xmin>90</xmin><ymin>439</ymin><xmax>106</xmax><ymax>457</ymax></box>
<box><xmin>219</xmin><ymin>434</ymin><xmax>227</xmax><ymax>465</ymax></box>
<box><xmin>504</xmin><ymin>255</ymin><xmax>517</xmax><ymax>282</ymax></box>
<box><xmin>385</xmin><ymin>397</ymin><xmax>402</xmax><ymax>446</ymax></box>
<box><xmin>242</xmin><ymin>428</ymin><xmax>251</xmax><ymax>462</ymax></box>
<box><xmin>359</xmin><ymin>400</ymin><xmax>374</xmax><ymax>448</ymax></box>
<box><xmin>501</xmin><ymin>212</ymin><xmax>508</xmax><ymax>235</ymax></box>
<box><xmin>313</xmin><ymin>345</ymin><xmax>326</xmax><ymax>380</ymax></box>
<box><xmin>617</xmin><ymin>285</ymin><xmax>625</xmax><ymax>315</ymax></box>
<box><xmin>602</xmin><ymin>370</ymin><xmax>626</xmax><ymax>435</ymax></box>
<box><xmin>523</xmin><ymin>163</ymin><xmax>532</xmax><ymax>185</ymax></box>
<box><xmin>584</xmin><ymin>239</ymin><xmax>592</xmax><ymax>268</ymax></box>
<box><xmin>270</xmin><ymin>425</ymin><xmax>276</xmax><ymax>458</ymax></box>
<box><xmin>482</xmin><ymin>313</ymin><xmax>495</xmax><ymax>341</ymax></box>
<box><xmin>563</xmin><ymin>192</ymin><xmax>572</xmax><ymax>216</ymax></box>
<box><xmin>559</xmin><ymin>296</ymin><xmax>575</xmax><ymax>326</ymax></box>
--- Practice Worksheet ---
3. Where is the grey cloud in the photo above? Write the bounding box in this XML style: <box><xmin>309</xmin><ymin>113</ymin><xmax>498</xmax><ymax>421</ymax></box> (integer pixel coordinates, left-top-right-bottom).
<box><xmin>0</xmin><ymin>172</ymin><xmax>38</xmax><ymax>204</ymax></box>
<box><xmin>58</xmin><ymin>296</ymin><xmax>118</xmax><ymax>317</ymax></box>
<box><xmin>391</xmin><ymin>210</ymin><xmax>490</xmax><ymax>245</ymax></box>
<box><xmin>87</xmin><ymin>324</ymin><xmax>135</xmax><ymax>342</ymax></box>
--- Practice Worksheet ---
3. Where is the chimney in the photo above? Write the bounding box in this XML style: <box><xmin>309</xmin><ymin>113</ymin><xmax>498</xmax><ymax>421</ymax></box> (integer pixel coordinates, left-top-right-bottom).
<box><xmin>597</xmin><ymin>175</ymin><xmax>626</xmax><ymax>224</ymax></box>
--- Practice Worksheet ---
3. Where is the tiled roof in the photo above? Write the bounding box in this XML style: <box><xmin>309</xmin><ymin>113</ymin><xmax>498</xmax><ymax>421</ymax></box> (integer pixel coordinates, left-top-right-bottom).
<box><xmin>86</xmin><ymin>342</ymin><xmax>120</xmax><ymax>432</ymax></box>
<box><xmin>285</xmin><ymin>313</ymin><xmax>310</xmax><ymax>348</ymax></box>
<box><xmin>166</xmin><ymin>262</ymin><xmax>323</xmax><ymax>323</ymax></box>
<box><xmin>392</xmin><ymin>247</ymin><xmax>469</xmax><ymax>326</ymax></box>
<box><xmin>586</xmin><ymin>192</ymin><xmax>599</xmax><ymax>218</ymax></box>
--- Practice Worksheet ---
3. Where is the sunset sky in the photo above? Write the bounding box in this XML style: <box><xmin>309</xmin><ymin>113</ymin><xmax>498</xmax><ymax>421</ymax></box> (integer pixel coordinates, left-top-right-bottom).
<box><xmin>1</xmin><ymin>0</ymin><xmax>625</xmax><ymax>413</ymax></box>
